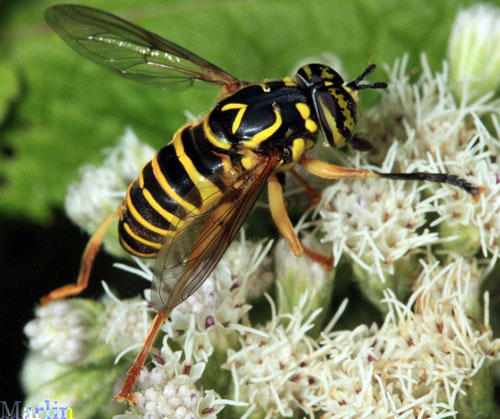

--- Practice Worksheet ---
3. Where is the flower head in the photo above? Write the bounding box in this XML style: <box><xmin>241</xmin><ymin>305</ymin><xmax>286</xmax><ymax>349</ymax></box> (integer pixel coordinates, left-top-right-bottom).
<box><xmin>223</xmin><ymin>296</ymin><xmax>321</xmax><ymax>418</ymax></box>
<box><xmin>432</xmin><ymin>117</ymin><xmax>500</xmax><ymax>261</ymax></box>
<box><xmin>305</xmin><ymin>256</ymin><xmax>500</xmax><ymax>417</ymax></box>
<box><xmin>100</xmin><ymin>293</ymin><xmax>152</xmax><ymax>356</ymax></box>
<box><xmin>117</xmin><ymin>347</ymin><xmax>225</xmax><ymax>419</ymax></box>
<box><xmin>163</xmin><ymin>236</ymin><xmax>274</xmax><ymax>359</ymax></box>
<box><xmin>24</xmin><ymin>299</ymin><xmax>106</xmax><ymax>364</ymax></box>
<box><xmin>318</xmin><ymin>54</ymin><xmax>497</xmax><ymax>307</ymax></box>
<box><xmin>274</xmin><ymin>237</ymin><xmax>334</xmax><ymax>331</ymax></box>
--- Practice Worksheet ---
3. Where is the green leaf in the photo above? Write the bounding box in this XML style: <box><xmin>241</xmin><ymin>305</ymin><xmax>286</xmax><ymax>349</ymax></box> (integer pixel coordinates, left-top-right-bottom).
<box><xmin>0</xmin><ymin>59</ymin><xmax>20</xmax><ymax>125</ymax></box>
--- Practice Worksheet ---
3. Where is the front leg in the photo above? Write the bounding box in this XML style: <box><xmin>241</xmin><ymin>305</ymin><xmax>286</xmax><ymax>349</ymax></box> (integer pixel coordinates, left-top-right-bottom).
<box><xmin>300</xmin><ymin>157</ymin><xmax>483</xmax><ymax>199</ymax></box>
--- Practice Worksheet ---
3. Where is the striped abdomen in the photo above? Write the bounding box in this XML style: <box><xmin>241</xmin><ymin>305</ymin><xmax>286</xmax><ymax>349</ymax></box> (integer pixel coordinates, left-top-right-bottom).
<box><xmin>118</xmin><ymin>123</ymin><xmax>227</xmax><ymax>257</ymax></box>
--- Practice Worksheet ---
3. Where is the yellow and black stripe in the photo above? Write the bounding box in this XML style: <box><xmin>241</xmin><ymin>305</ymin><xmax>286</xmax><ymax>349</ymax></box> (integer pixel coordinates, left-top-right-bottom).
<box><xmin>119</xmin><ymin>79</ymin><xmax>331</xmax><ymax>257</ymax></box>
<box><xmin>119</xmin><ymin>123</ymin><xmax>228</xmax><ymax>257</ymax></box>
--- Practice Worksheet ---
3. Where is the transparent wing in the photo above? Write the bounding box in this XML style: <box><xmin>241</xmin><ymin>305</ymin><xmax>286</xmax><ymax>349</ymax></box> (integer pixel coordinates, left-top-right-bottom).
<box><xmin>151</xmin><ymin>155</ymin><xmax>277</xmax><ymax>311</ymax></box>
<box><xmin>45</xmin><ymin>4</ymin><xmax>241</xmax><ymax>90</ymax></box>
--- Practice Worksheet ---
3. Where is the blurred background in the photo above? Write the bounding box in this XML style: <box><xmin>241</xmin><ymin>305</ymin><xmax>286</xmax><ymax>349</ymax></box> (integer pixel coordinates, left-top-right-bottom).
<box><xmin>0</xmin><ymin>0</ymin><xmax>493</xmax><ymax>406</ymax></box>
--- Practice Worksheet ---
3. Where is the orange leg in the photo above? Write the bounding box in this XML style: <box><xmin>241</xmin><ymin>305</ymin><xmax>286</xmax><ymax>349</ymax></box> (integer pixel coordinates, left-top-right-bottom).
<box><xmin>302</xmin><ymin>245</ymin><xmax>334</xmax><ymax>271</ymax></box>
<box><xmin>269</xmin><ymin>173</ymin><xmax>303</xmax><ymax>256</ymax></box>
<box><xmin>41</xmin><ymin>204</ymin><xmax>125</xmax><ymax>305</ymax></box>
<box><xmin>300</xmin><ymin>157</ymin><xmax>483</xmax><ymax>199</ymax></box>
<box><xmin>114</xmin><ymin>309</ymin><xmax>169</xmax><ymax>404</ymax></box>
<box><xmin>300</xmin><ymin>158</ymin><xmax>380</xmax><ymax>180</ymax></box>
<box><xmin>268</xmin><ymin>173</ymin><xmax>333</xmax><ymax>270</ymax></box>
<box><xmin>290</xmin><ymin>168</ymin><xmax>322</xmax><ymax>205</ymax></box>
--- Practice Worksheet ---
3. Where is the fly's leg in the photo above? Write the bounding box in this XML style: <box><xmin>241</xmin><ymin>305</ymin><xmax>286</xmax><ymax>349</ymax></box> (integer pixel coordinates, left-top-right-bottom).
<box><xmin>114</xmin><ymin>309</ymin><xmax>169</xmax><ymax>404</ymax></box>
<box><xmin>40</xmin><ymin>204</ymin><xmax>125</xmax><ymax>305</ymax></box>
<box><xmin>268</xmin><ymin>172</ymin><xmax>333</xmax><ymax>270</ymax></box>
<box><xmin>300</xmin><ymin>158</ymin><xmax>483</xmax><ymax>200</ymax></box>
<box><xmin>290</xmin><ymin>168</ymin><xmax>322</xmax><ymax>205</ymax></box>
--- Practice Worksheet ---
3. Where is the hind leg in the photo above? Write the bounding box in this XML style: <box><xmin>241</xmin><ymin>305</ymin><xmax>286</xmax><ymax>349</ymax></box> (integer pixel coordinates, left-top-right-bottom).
<box><xmin>41</xmin><ymin>204</ymin><xmax>125</xmax><ymax>305</ymax></box>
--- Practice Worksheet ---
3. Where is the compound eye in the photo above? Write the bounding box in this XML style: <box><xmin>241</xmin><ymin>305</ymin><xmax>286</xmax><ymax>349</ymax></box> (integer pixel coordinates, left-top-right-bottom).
<box><xmin>313</xmin><ymin>89</ymin><xmax>353</xmax><ymax>148</ymax></box>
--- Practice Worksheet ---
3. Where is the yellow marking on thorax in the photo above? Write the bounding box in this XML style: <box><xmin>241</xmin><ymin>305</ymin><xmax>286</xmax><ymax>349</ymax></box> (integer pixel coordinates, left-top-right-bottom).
<box><xmin>126</xmin><ymin>184</ymin><xmax>170</xmax><ymax>236</ymax></box>
<box><xmin>151</xmin><ymin>152</ymin><xmax>200</xmax><ymax>215</ymax></box>
<box><xmin>246</xmin><ymin>104</ymin><xmax>282</xmax><ymax>148</ymax></box>
<box><xmin>257</xmin><ymin>82</ymin><xmax>271</xmax><ymax>92</ymax></box>
<box><xmin>296</xmin><ymin>103</ymin><xmax>310</xmax><ymax>119</ymax></box>
<box><xmin>221</xmin><ymin>103</ymin><xmax>247</xmax><ymax>134</ymax></box>
<box><xmin>296</xmin><ymin>102</ymin><xmax>319</xmax><ymax>134</ymax></box>
<box><xmin>305</xmin><ymin>119</ymin><xmax>318</xmax><ymax>133</ymax></box>
<box><xmin>282</xmin><ymin>77</ymin><xmax>297</xmax><ymax>87</ymax></box>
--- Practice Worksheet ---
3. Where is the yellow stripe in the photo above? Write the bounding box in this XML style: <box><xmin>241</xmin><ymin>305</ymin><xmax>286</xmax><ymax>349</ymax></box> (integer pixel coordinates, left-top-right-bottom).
<box><xmin>142</xmin><ymin>187</ymin><xmax>181</xmax><ymax>225</ymax></box>
<box><xmin>123</xmin><ymin>222</ymin><xmax>163</xmax><ymax>249</ymax></box>
<box><xmin>302</xmin><ymin>65</ymin><xmax>312</xmax><ymax>79</ymax></box>
<box><xmin>246</xmin><ymin>105</ymin><xmax>282</xmax><ymax>148</ymax></box>
<box><xmin>282</xmin><ymin>77</ymin><xmax>297</xmax><ymax>87</ymax></box>
<box><xmin>241</xmin><ymin>156</ymin><xmax>253</xmax><ymax>169</ymax></box>
<box><xmin>173</xmin><ymin>137</ymin><xmax>222</xmax><ymax>206</ymax></box>
<box><xmin>221</xmin><ymin>103</ymin><xmax>247</xmax><ymax>134</ymax></box>
<box><xmin>296</xmin><ymin>103</ymin><xmax>318</xmax><ymax>134</ymax></box>
<box><xmin>120</xmin><ymin>237</ymin><xmax>157</xmax><ymax>258</ymax></box>
<box><xmin>203</xmin><ymin>117</ymin><xmax>231</xmax><ymax>150</ymax></box>
<box><xmin>318</xmin><ymin>95</ymin><xmax>345</xmax><ymax>148</ymax></box>
<box><xmin>126</xmin><ymin>185</ymin><xmax>169</xmax><ymax>236</ymax></box>
<box><xmin>151</xmin><ymin>153</ymin><xmax>199</xmax><ymax>215</ymax></box>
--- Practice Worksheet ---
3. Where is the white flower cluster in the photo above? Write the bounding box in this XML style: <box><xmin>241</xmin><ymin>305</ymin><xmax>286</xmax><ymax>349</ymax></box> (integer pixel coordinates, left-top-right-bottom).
<box><xmin>117</xmin><ymin>348</ymin><xmax>224</xmax><ymax>419</ymax></box>
<box><xmin>223</xmin><ymin>296</ymin><xmax>321</xmax><ymax>418</ymax></box>
<box><xmin>303</xmin><ymin>255</ymin><xmax>500</xmax><ymax>417</ymax></box>
<box><xmin>65</xmin><ymin>128</ymin><xmax>155</xmax><ymax>256</ymax></box>
<box><xmin>24</xmin><ymin>300</ymin><xmax>98</xmax><ymax>364</ymax></box>
<box><xmin>319</xmin><ymin>142</ymin><xmax>437</xmax><ymax>280</ymax></box>
<box><xmin>162</xmin><ymin>236</ymin><xmax>273</xmax><ymax>361</ymax></box>
<box><xmin>433</xmin><ymin>120</ymin><xmax>500</xmax><ymax>262</ymax></box>
<box><xmin>100</xmin><ymin>294</ymin><xmax>151</xmax><ymax>356</ymax></box>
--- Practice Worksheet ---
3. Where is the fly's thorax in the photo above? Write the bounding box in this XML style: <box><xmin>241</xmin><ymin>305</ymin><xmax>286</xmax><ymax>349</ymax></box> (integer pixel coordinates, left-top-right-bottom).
<box><xmin>206</xmin><ymin>81</ymin><xmax>320</xmax><ymax>151</ymax></box>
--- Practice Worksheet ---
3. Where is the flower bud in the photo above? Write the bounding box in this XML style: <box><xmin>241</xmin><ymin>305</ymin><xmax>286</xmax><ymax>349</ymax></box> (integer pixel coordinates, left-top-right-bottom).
<box><xmin>448</xmin><ymin>4</ymin><xmax>500</xmax><ymax>102</ymax></box>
